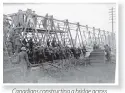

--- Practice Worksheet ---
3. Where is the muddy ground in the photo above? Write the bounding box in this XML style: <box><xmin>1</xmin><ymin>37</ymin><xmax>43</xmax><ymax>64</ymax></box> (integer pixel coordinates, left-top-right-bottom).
<box><xmin>3</xmin><ymin>52</ymin><xmax>116</xmax><ymax>83</ymax></box>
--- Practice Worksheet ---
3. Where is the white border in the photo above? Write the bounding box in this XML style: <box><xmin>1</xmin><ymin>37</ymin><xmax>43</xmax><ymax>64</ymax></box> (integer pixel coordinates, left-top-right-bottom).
<box><xmin>2</xmin><ymin>2</ymin><xmax>119</xmax><ymax>86</ymax></box>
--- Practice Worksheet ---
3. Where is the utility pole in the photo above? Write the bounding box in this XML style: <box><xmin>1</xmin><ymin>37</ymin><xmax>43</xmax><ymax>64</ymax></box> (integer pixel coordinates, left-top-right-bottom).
<box><xmin>109</xmin><ymin>7</ymin><xmax>115</xmax><ymax>33</ymax></box>
<box><xmin>109</xmin><ymin>7</ymin><xmax>116</xmax><ymax>50</ymax></box>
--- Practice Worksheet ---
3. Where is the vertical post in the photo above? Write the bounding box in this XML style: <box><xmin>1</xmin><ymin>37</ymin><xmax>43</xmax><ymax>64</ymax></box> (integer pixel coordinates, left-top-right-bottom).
<box><xmin>57</xmin><ymin>23</ymin><xmax>63</xmax><ymax>45</ymax></box>
<box><xmin>42</xmin><ymin>14</ymin><xmax>49</xmax><ymax>47</ymax></box>
<box><xmin>93</xmin><ymin>27</ymin><xmax>96</xmax><ymax>45</ymax></box>
<box><xmin>86</xmin><ymin>25</ymin><xmax>88</xmax><ymax>46</ymax></box>
<box><xmin>107</xmin><ymin>31</ymin><xmax>110</xmax><ymax>46</ymax></box>
<box><xmin>109</xmin><ymin>7</ymin><xmax>115</xmax><ymax>49</ymax></box>
<box><xmin>66</xmin><ymin>19</ymin><xmax>74</xmax><ymax>47</ymax></box>
<box><xmin>42</xmin><ymin>13</ymin><xmax>48</xmax><ymax>29</ymax></box>
<box><xmin>100</xmin><ymin>30</ymin><xmax>104</xmax><ymax>47</ymax></box>
<box><xmin>83</xmin><ymin>30</ymin><xmax>87</xmax><ymax>46</ymax></box>
<box><xmin>77</xmin><ymin>22</ymin><xmax>84</xmax><ymax>47</ymax></box>
<box><xmin>98</xmin><ymin>28</ymin><xmax>101</xmax><ymax>45</ymax></box>
<box><xmin>111</xmin><ymin>7</ymin><xmax>114</xmax><ymax>49</ymax></box>
<box><xmin>38</xmin><ymin>20</ymin><xmax>42</xmax><ymax>28</ymax></box>
<box><xmin>74</xmin><ymin>26</ymin><xmax>78</xmax><ymax>46</ymax></box>
<box><xmin>103</xmin><ymin>30</ymin><xmax>106</xmax><ymax>46</ymax></box>
<box><xmin>77</xmin><ymin>30</ymin><xmax>81</xmax><ymax>48</ymax></box>
<box><xmin>88</xmin><ymin>31</ymin><xmax>92</xmax><ymax>47</ymax></box>
<box><xmin>75</xmin><ymin>25</ymin><xmax>82</xmax><ymax>47</ymax></box>
<box><xmin>111</xmin><ymin>7</ymin><xmax>114</xmax><ymax>33</ymax></box>
<box><xmin>50</xmin><ymin>15</ymin><xmax>60</xmax><ymax>43</ymax></box>
<box><xmin>62</xmin><ymin>22</ymin><xmax>66</xmax><ymax>45</ymax></box>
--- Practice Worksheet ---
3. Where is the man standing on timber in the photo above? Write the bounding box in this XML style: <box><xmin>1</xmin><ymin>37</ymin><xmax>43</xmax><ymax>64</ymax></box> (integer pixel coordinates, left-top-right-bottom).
<box><xmin>32</xmin><ymin>11</ymin><xmax>37</xmax><ymax>27</ymax></box>
<box><xmin>25</xmin><ymin>9</ymin><xmax>33</xmax><ymax>27</ymax></box>
<box><xmin>17</xmin><ymin>9</ymin><xmax>24</xmax><ymax>27</ymax></box>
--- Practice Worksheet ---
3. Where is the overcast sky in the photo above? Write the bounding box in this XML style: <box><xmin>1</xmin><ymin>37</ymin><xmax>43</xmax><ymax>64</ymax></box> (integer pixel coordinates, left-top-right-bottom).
<box><xmin>3</xmin><ymin>3</ymin><xmax>116</xmax><ymax>32</ymax></box>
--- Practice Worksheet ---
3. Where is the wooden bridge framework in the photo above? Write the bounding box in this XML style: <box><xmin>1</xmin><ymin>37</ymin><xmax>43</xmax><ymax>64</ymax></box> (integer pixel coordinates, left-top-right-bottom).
<box><xmin>3</xmin><ymin>9</ymin><xmax>115</xmax><ymax>49</ymax></box>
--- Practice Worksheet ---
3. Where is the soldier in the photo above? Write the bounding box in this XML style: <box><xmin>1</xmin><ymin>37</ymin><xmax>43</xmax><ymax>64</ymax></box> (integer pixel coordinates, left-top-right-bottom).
<box><xmin>28</xmin><ymin>38</ymin><xmax>34</xmax><ymax>51</ymax></box>
<box><xmin>27</xmin><ymin>47</ymin><xmax>33</xmax><ymax>64</ymax></box>
<box><xmin>51</xmin><ymin>38</ymin><xmax>57</xmax><ymax>47</ymax></box>
<box><xmin>104</xmin><ymin>44</ymin><xmax>111</xmax><ymax>62</ymax></box>
<box><xmin>3</xmin><ymin>15</ymin><xmax>10</xmax><ymax>44</ymax></box>
<box><xmin>38</xmin><ymin>46</ymin><xmax>45</xmax><ymax>63</ymax></box>
<box><xmin>8</xmin><ymin>29</ymin><xmax>15</xmax><ymax>53</ymax></box>
<box><xmin>22</xmin><ymin>38</ymin><xmax>27</xmax><ymax>47</ymax></box>
<box><xmin>33</xmin><ymin>47</ymin><xmax>40</xmax><ymax>64</ymax></box>
<box><xmin>3</xmin><ymin>15</ymin><xmax>10</xmax><ymax>27</ymax></box>
<box><xmin>7</xmin><ymin>40</ymin><xmax>13</xmax><ymax>57</ymax></box>
<box><xmin>17</xmin><ymin>9</ymin><xmax>24</xmax><ymax>27</ymax></box>
<box><xmin>43</xmin><ymin>14</ymin><xmax>48</xmax><ymax>29</ymax></box>
<box><xmin>32</xmin><ymin>11</ymin><xmax>37</xmax><ymax>27</ymax></box>
<box><xmin>93</xmin><ymin>43</ymin><xmax>97</xmax><ymax>50</ymax></box>
<box><xmin>82</xmin><ymin>45</ymin><xmax>87</xmax><ymax>57</ymax></box>
<box><xmin>14</xmin><ymin>33</ymin><xmax>22</xmax><ymax>54</ymax></box>
<box><xmin>47</xmin><ymin>39</ymin><xmax>50</xmax><ymax>47</ymax></box>
<box><xmin>77</xmin><ymin>47</ymin><xmax>81</xmax><ymax>58</ymax></box>
<box><xmin>18</xmin><ymin>47</ymin><xmax>31</xmax><ymax>77</ymax></box>
<box><xmin>10</xmin><ymin>13</ymin><xmax>21</xmax><ymax>27</ymax></box>
<box><xmin>25</xmin><ymin>9</ymin><xmax>33</xmax><ymax>27</ymax></box>
<box><xmin>57</xmin><ymin>41</ymin><xmax>62</xmax><ymax>47</ymax></box>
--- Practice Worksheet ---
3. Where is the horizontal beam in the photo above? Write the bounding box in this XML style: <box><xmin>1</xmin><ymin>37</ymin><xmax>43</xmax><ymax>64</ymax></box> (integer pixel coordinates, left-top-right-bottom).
<box><xmin>14</xmin><ymin>27</ymin><xmax>66</xmax><ymax>34</ymax></box>
<box><xmin>5</xmin><ymin>10</ymin><xmax>112</xmax><ymax>34</ymax></box>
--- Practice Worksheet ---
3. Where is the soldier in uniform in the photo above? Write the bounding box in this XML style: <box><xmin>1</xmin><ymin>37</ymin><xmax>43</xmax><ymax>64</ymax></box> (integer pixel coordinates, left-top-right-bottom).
<box><xmin>51</xmin><ymin>38</ymin><xmax>57</xmax><ymax>47</ymax></box>
<box><xmin>25</xmin><ymin>9</ymin><xmax>33</xmax><ymax>27</ymax></box>
<box><xmin>22</xmin><ymin>38</ymin><xmax>27</xmax><ymax>47</ymax></box>
<box><xmin>17</xmin><ymin>9</ymin><xmax>24</xmax><ymax>27</ymax></box>
<box><xmin>93</xmin><ymin>43</ymin><xmax>97</xmax><ymax>50</ymax></box>
<box><xmin>28</xmin><ymin>38</ymin><xmax>34</xmax><ymax>51</ymax></box>
<box><xmin>82</xmin><ymin>45</ymin><xmax>87</xmax><ymax>57</ymax></box>
<box><xmin>18</xmin><ymin>47</ymin><xmax>30</xmax><ymax>78</ymax></box>
<box><xmin>47</xmin><ymin>39</ymin><xmax>50</xmax><ymax>47</ymax></box>
<box><xmin>3</xmin><ymin>15</ymin><xmax>10</xmax><ymax>49</ymax></box>
<box><xmin>7</xmin><ymin>40</ymin><xmax>13</xmax><ymax>57</ymax></box>
<box><xmin>32</xmin><ymin>11</ymin><xmax>37</xmax><ymax>27</ymax></box>
<box><xmin>104</xmin><ymin>44</ymin><xmax>111</xmax><ymax>62</ymax></box>
<box><xmin>8</xmin><ymin>29</ymin><xmax>15</xmax><ymax>53</ymax></box>
<box><xmin>11</xmin><ymin>13</ymin><xmax>19</xmax><ymax>27</ymax></box>
<box><xmin>38</xmin><ymin>46</ymin><xmax>45</xmax><ymax>63</ymax></box>
<box><xmin>14</xmin><ymin>33</ymin><xmax>22</xmax><ymax>54</ymax></box>
<box><xmin>33</xmin><ymin>47</ymin><xmax>40</xmax><ymax>64</ymax></box>
<box><xmin>43</xmin><ymin>14</ymin><xmax>48</xmax><ymax>29</ymax></box>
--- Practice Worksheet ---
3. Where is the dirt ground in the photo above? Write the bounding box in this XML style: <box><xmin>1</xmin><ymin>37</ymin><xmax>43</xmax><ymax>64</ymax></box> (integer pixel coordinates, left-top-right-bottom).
<box><xmin>3</xmin><ymin>52</ymin><xmax>116</xmax><ymax>83</ymax></box>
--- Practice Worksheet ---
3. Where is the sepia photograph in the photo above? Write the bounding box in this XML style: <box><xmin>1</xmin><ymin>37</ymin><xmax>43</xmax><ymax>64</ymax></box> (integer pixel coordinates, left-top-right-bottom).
<box><xmin>3</xmin><ymin>3</ymin><xmax>117</xmax><ymax>84</ymax></box>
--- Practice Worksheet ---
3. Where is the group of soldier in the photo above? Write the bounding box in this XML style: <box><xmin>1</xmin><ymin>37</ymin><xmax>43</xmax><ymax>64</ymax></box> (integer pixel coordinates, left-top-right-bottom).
<box><xmin>104</xmin><ymin>44</ymin><xmax>111</xmax><ymax>61</ymax></box>
<box><xmin>6</xmin><ymin>32</ymin><xmax>112</xmax><ymax>66</ymax></box>
<box><xmin>93</xmin><ymin>43</ymin><xmax>112</xmax><ymax>61</ymax></box>
<box><xmin>6</xmin><ymin>32</ymin><xmax>88</xmax><ymax>64</ymax></box>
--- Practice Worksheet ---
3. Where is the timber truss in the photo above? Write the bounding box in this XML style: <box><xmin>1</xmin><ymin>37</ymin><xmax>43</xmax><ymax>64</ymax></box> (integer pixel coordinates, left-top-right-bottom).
<box><xmin>3</xmin><ymin>9</ymin><xmax>115</xmax><ymax>48</ymax></box>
